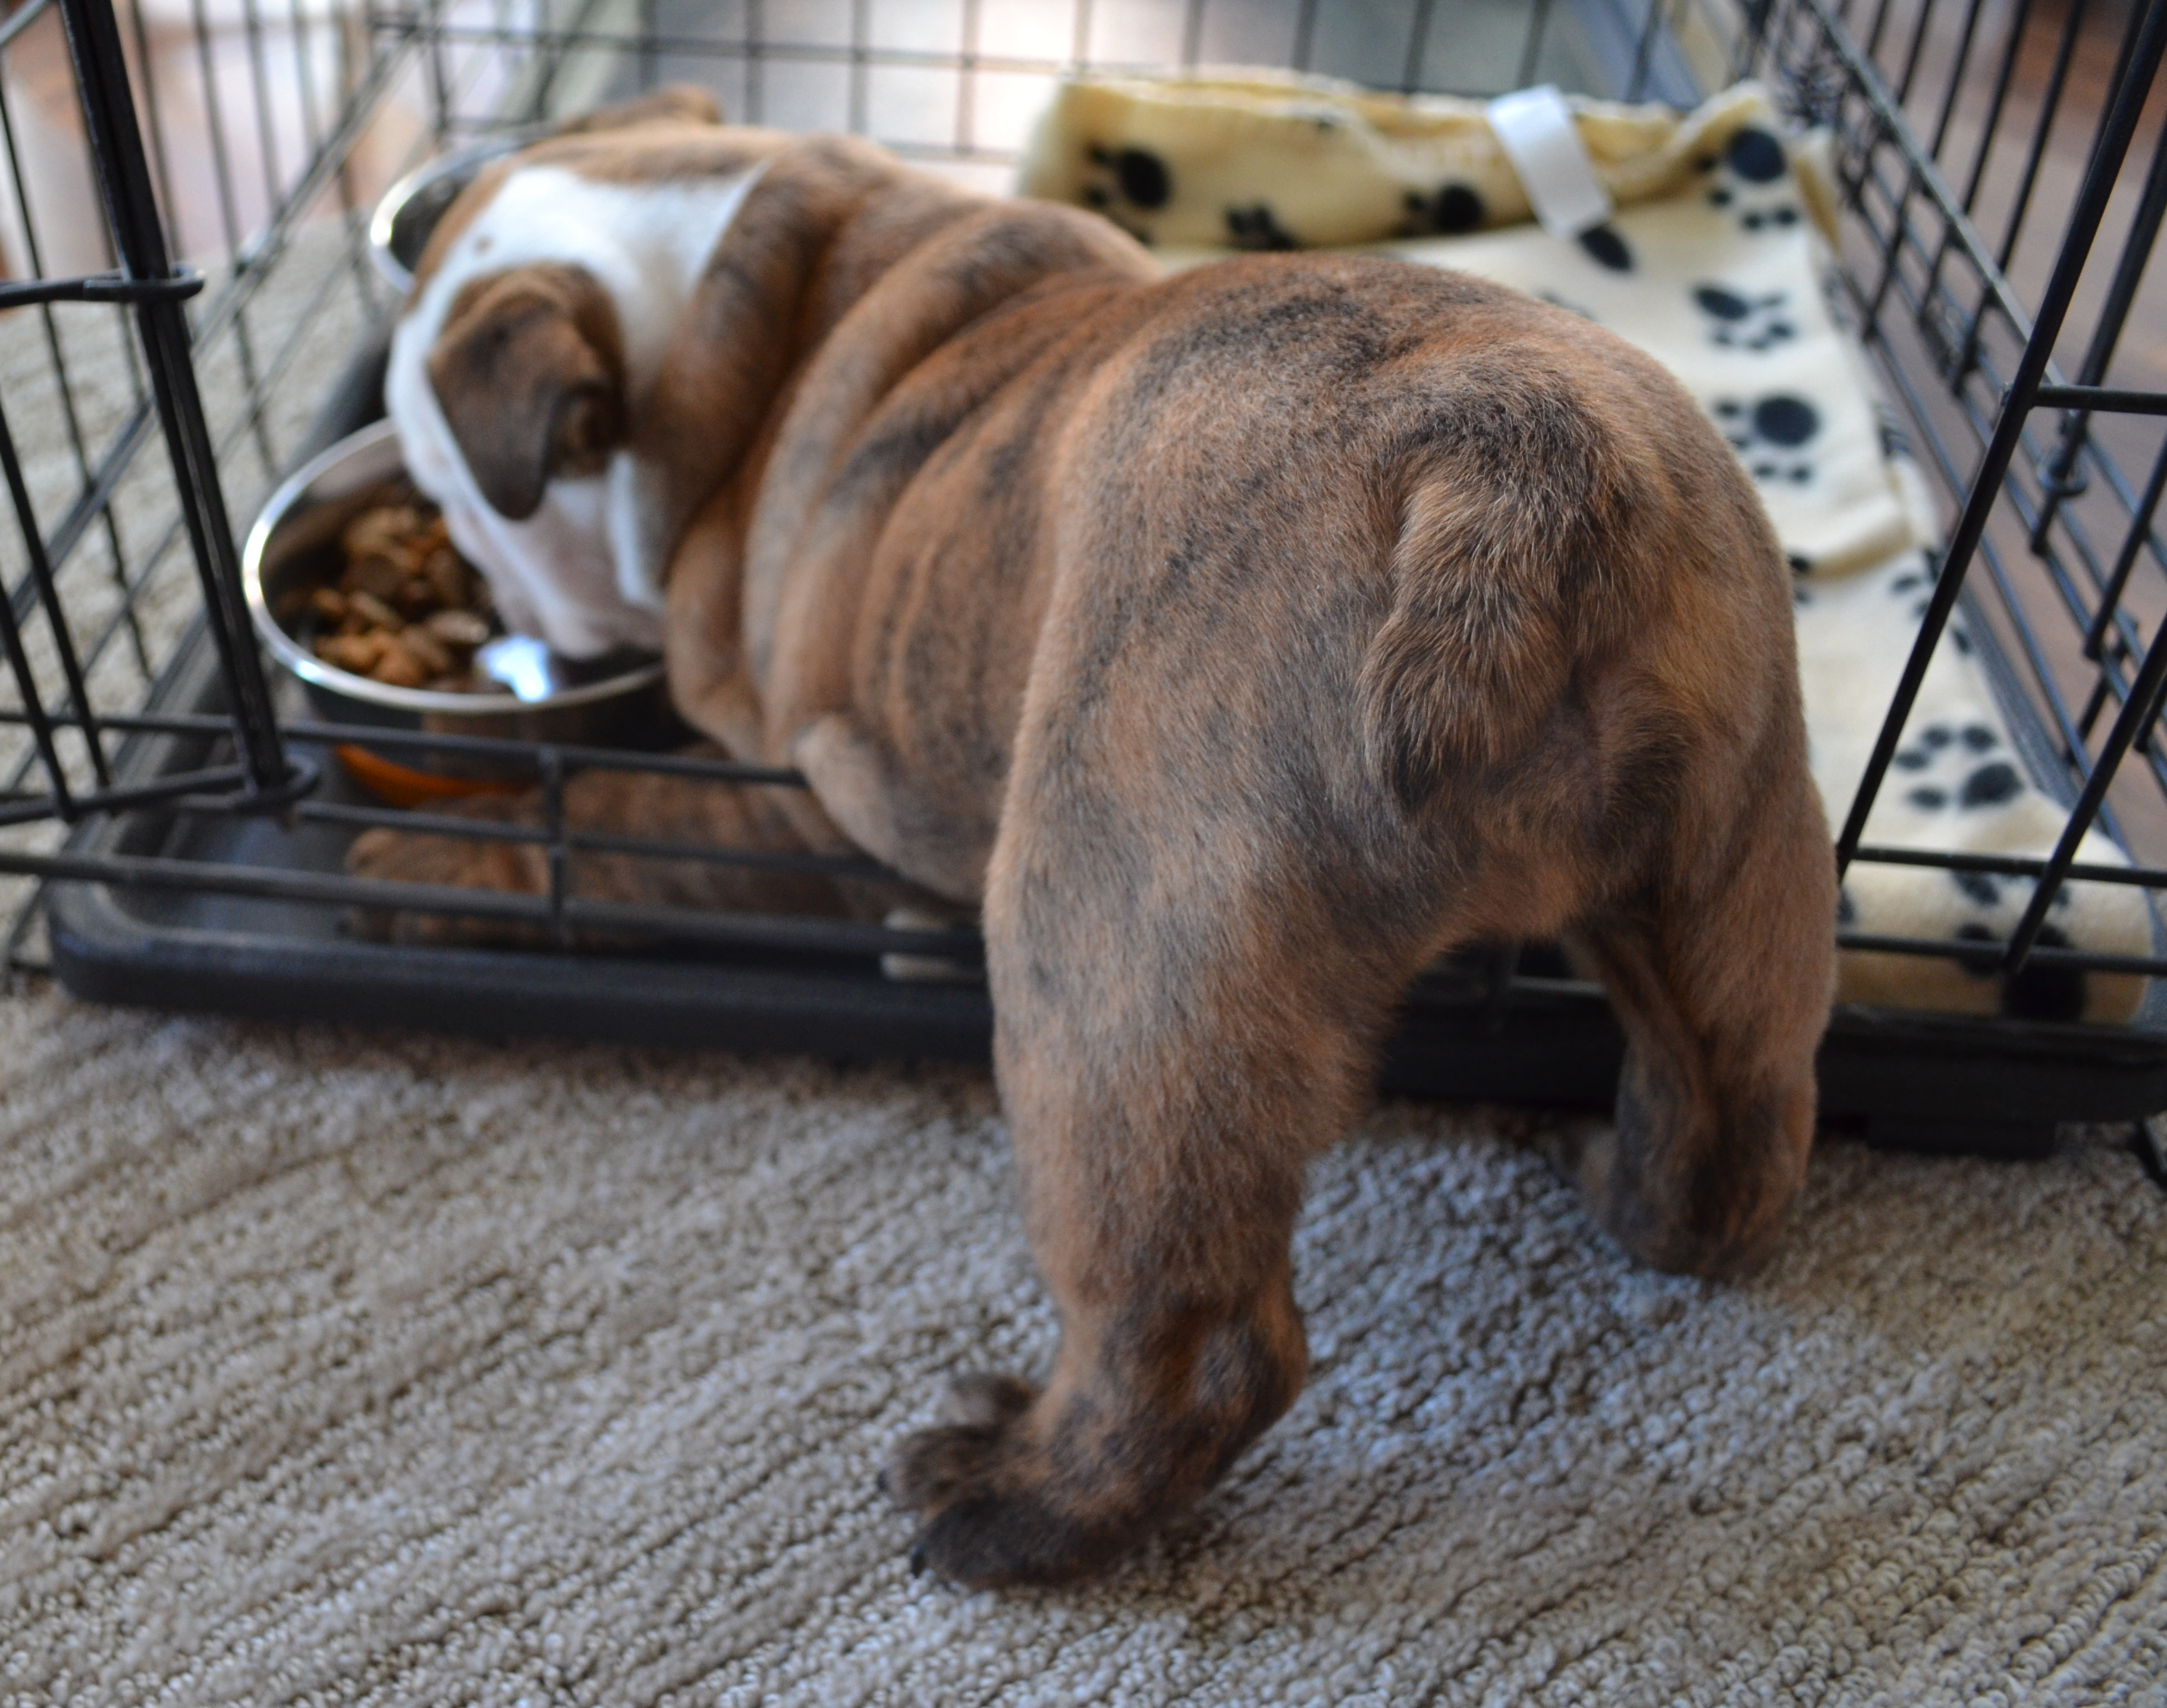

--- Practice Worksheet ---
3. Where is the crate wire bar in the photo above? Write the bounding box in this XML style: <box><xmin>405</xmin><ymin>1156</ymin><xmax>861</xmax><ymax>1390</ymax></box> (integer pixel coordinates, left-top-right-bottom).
<box><xmin>2</xmin><ymin>0</ymin><xmax>2166</xmax><ymax>1154</ymax></box>
<box><xmin>1727</xmin><ymin>0</ymin><xmax>2167</xmax><ymax>985</ymax></box>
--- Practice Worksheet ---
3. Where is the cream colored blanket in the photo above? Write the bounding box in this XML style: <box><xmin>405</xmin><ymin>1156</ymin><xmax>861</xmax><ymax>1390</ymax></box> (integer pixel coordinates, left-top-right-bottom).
<box><xmin>1020</xmin><ymin>75</ymin><xmax>2152</xmax><ymax>1022</ymax></box>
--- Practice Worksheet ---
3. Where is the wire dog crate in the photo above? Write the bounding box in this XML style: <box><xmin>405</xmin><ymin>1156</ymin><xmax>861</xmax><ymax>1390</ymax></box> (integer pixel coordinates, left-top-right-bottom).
<box><xmin>2</xmin><ymin>0</ymin><xmax>2165</xmax><ymax>1161</ymax></box>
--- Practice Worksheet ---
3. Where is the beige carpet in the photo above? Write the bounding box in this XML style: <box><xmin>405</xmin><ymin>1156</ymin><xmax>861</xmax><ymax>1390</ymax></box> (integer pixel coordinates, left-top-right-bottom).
<box><xmin>0</xmin><ymin>988</ymin><xmax>2162</xmax><ymax>1704</ymax></box>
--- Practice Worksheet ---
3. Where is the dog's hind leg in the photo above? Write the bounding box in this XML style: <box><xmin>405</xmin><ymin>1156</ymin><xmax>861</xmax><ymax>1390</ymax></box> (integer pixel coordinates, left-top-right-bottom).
<box><xmin>882</xmin><ymin>707</ymin><xmax>1442</xmax><ymax>1585</ymax></box>
<box><xmin>1556</xmin><ymin>762</ymin><xmax>1835</xmax><ymax>1279</ymax></box>
<box><xmin>883</xmin><ymin>877</ymin><xmax>1336</xmax><ymax>1584</ymax></box>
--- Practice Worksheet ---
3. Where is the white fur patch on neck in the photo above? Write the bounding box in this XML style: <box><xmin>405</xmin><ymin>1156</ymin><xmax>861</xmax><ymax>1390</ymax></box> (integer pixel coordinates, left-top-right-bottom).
<box><xmin>385</xmin><ymin>162</ymin><xmax>762</xmax><ymax>659</ymax></box>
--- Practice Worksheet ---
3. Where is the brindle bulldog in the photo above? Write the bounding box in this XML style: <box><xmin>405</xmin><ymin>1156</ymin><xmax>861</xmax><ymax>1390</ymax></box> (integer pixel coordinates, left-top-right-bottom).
<box><xmin>353</xmin><ymin>90</ymin><xmax>1835</xmax><ymax>1587</ymax></box>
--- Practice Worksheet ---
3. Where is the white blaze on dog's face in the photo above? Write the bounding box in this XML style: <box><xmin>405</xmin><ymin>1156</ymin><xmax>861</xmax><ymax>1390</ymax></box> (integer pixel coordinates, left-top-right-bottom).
<box><xmin>385</xmin><ymin>162</ymin><xmax>761</xmax><ymax>659</ymax></box>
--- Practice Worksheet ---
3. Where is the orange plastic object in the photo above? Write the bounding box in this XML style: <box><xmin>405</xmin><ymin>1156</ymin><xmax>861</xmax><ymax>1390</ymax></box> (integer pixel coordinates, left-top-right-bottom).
<box><xmin>334</xmin><ymin>743</ymin><xmax>526</xmax><ymax>809</ymax></box>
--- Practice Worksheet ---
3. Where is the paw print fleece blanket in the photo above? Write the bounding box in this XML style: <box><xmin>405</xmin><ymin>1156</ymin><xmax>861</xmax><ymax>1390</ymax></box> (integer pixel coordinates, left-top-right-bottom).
<box><xmin>1019</xmin><ymin>73</ymin><xmax>2154</xmax><ymax>1022</ymax></box>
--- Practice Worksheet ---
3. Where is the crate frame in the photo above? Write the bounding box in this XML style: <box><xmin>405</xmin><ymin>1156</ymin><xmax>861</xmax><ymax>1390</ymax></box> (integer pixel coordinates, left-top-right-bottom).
<box><xmin>2</xmin><ymin>0</ymin><xmax>2166</xmax><ymax>1157</ymax></box>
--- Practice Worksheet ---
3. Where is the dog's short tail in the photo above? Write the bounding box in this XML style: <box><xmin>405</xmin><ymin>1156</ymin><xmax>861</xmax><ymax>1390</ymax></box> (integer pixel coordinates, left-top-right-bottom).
<box><xmin>1357</xmin><ymin>373</ymin><xmax>1620</xmax><ymax>811</ymax></box>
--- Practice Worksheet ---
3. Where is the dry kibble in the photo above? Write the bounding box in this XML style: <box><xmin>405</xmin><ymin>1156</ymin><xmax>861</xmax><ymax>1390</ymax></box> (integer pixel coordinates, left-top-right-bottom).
<box><xmin>341</xmin><ymin>505</ymin><xmax>426</xmax><ymax>561</ymax></box>
<box><xmin>310</xmin><ymin>485</ymin><xmax>500</xmax><ymax>692</ymax></box>
<box><xmin>400</xmin><ymin>624</ymin><xmax>454</xmax><ymax>676</ymax></box>
<box><xmin>341</xmin><ymin>552</ymin><xmax>409</xmax><ymax>603</ymax></box>
<box><xmin>368</xmin><ymin>638</ymin><xmax>430</xmax><ymax>689</ymax></box>
<box><xmin>346</xmin><ymin>589</ymin><xmax>403</xmax><ymax>631</ymax></box>
<box><xmin>424</xmin><ymin>608</ymin><xmax>490</xmax><ymax>648</ymax></box>
<box><xmin>318</xmin><ymin>632</ymin><xmax>391</xmax><ymax>673</ymax></box>
<box><xmin>420</xmin><ymin>547</ymin><xmax>467</xmax><ymax>608</ymax></box>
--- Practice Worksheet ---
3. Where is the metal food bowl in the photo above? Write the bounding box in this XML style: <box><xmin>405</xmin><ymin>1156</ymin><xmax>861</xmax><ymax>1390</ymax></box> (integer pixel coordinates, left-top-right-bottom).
<box><xmin>243</xmin><ymin>419</ymin><xmax>671</xmax><ymax>803</ymax></box>
<box><xmin>368</xmin><ymin>130</ymin><xmax>544</xmax><ymax>294</ymax></box>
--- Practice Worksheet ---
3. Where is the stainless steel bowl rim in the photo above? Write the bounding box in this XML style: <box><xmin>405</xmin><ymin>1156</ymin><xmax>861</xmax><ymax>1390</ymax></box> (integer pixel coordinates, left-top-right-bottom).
<box><xmin>366</xmin><ymin>130</ymin><xmax>549</xmax><ymax>294</ymax></box>
<box><xmin>242</xmin><ymin>419</ymin><xmax>666</xmax><ymax>717</ymax></box>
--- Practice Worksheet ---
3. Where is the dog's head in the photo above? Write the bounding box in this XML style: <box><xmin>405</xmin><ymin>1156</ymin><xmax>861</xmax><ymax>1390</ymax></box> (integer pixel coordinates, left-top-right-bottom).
<box><xmin>382</xmin><ymin>84</ymin><xmax>765</xmax><ymax>658</ymax></box>
<box><xmin>414</xmin><ymin>82</ymin><xmax>730</xmax><ymax>518</ymax></box>
<box><xmin>426</xmin><ymin>261</ymin><xmax>627</xmax><ymax>522</ymax></box>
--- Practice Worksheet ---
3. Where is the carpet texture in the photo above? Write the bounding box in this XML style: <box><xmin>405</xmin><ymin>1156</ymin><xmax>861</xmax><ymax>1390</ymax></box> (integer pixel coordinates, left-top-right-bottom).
<box><xmin>1</xmin><ymin>988</ymin><xmax>2163</xmax><ymax>1704</ymax></box>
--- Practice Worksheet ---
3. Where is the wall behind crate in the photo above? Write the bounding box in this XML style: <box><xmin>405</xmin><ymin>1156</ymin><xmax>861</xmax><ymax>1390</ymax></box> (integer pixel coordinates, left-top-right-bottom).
<box><xmin>0</xmin><ymin>0</ymin><xmax>1650</xmax><ymax>283</ymax></box>
<box><xmin>469</xmin><ymin>0</ymin><xmax>1634</xmax><ymax>194</ymax></box>
<box><xmin>0</xmin><ymin>0</ymin><xmax>545</xmax><ymax>281</ymax></box>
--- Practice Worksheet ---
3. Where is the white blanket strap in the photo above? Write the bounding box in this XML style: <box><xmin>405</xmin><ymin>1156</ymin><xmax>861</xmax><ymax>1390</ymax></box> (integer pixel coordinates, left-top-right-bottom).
<box><xmin>1486</xmin><ymin>84</ymin><xmax>1615</xmax><ymax>241</ymax></box>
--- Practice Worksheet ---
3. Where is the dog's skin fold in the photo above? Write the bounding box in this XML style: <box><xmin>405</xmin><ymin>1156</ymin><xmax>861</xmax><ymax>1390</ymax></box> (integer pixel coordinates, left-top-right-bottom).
<box><xmin>355</xmin><ymin>95</ymin><xmax>1836</xmax><ymax>1587</ymax></box>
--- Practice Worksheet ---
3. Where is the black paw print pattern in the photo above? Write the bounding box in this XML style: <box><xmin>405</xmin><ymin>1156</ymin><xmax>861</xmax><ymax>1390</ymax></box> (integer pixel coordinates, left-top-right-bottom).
<box><xmin>1888</xmin><ymin>720</ymin><xmax>2025</xmax><ymax>816</ymax></box>
<box><xmin>1951</xmin><ymin>916</ymin><xmax>2087</xmax><ymax>1021</ymax></box>
<box><xmin>1713</xmin><ymin>393</ymin><xmax>1820</xmax><ymax>485</ymax></box>
<box><xmin>1576</xmin><ymin>224</ymin><xmax>1635</xmax><ymax>272</ymax></box>
<box><xmin>1693</xmin><ymin>284</ymin><xmax>1796</xmax><ymax>352</ymax></box>
<box><xmin>1885</xmin><ymin>563</ymin><xmax>1976</xmax><ymax>654</ymax></box>
<box><xmin>1082</xmin><ymin>142</ymin><xmax>1172</xmax><ymax>240</ymax></box>
<box><xmin>1945</xmin><ymin>849</ymin><xmax>2086</xmax><ymax>1020</ymax></box>
<box><xmin>1401</xmin><ymin>182</ymin><xmax>1486</xmax><ymax>236</ymax></box>
<box><xmin>1859</xmin><ymin>717</ymin><xmax>2086</xmax><ymax>1021</ymax></box>
<box><xmin>1224</xmin><ymin>203</ymin><xmax>1299</xmax><ymax>250</ymax></box>
<box><xmin>1842</xmin><ymin>853</ymin><xmax>2084</xmax><ymax>1021</ymax></box>
<box><xmin>1697</xmin><ymin>126</ymin><xmax>1807</xmax><ymax>237</ymax></box>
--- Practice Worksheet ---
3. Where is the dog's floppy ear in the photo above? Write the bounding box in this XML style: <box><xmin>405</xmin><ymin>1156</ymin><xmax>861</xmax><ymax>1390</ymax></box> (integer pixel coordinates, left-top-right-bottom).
<box><xmin>554</xmin><ymin>84</ymin><xmax>722</xmax><ymax>134</ymax></box>
<box><xmin>428</xmin><ymin>263</ymin><xmax>626</xmax><ymax>520</ymax></box>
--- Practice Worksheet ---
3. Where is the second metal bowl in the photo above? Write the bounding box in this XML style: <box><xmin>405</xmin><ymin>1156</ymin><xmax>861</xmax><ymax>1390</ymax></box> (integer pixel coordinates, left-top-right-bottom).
<box><xmin>368</xmin><ymin>130</ymin><xmax>544</xmax><ymax>295</ymax></box>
